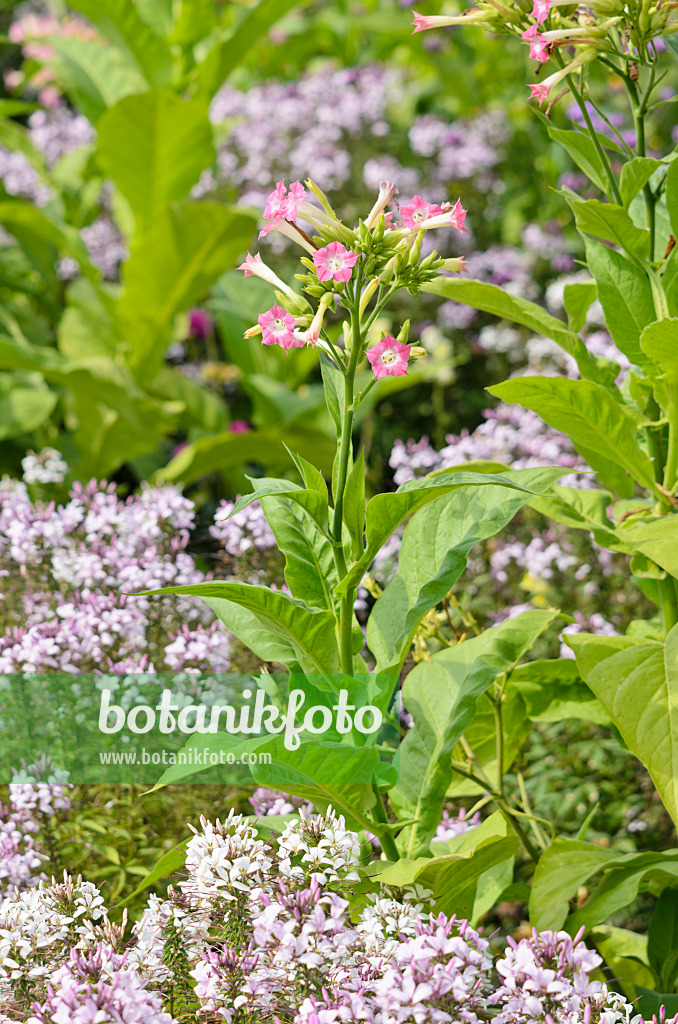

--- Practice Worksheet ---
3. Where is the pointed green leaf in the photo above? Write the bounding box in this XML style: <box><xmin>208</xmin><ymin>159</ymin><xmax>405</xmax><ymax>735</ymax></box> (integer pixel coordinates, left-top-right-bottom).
<box><xmin>640</xmin><ymin>319</ymin><xmax>678</xmax><ymax>384</ymax></box>
<box><xmin>136</xmin><ymin>581</ymin><xmax>340</xmax><ymax>680</ymax></box>
<box><xmin>118</xmin><ymin>202</ymin><xmax>256</xmax><ymax>377</ymax></box>
<box><xmin>488</xmin><ymin>376</ymin><xmax>656</xmax><ymax>497</ymax></box>
<box><xmin>97</xmin><ymin>92</ymin><xmax>215</xmax><ymax>234</ymax></box>
<box><xmin>586</xmin><ymin>239</ymin><xmax>656</xmax><ymax>369</ymax></box>
<box><xmin>621</xmin><ymin>515</ymin><xmax>678</xmax><ymax>579</ymax></box>
<box><xmin>565</xmin><ymin>194</ymin><xmax>650</xmax><ymax>258</ymax></box>
<box><xmin>563</xmin><ymin>280</ymin><xmax>597</xmax><ymax>334</ymax></box>
<box><xmin>424</xmin><ymin>277</ymin><xmax>606</xmax><ymax>383</ymax></box>
<box><xmin>620</xmin><ymin>157</ymin><xmax>663</xmax><ymax>208</ymax></box>
<box><xmin>529</xmin><ymin>837</ymin><xmax>621</xmax><ymax>930</ymax></box>
<box><xmin>391</xmin><ymin>609</ymin><xmax>559</xmax><ymax>858</ymax></box>
<box><xmin>44</xmin><ymin>36</ymin><xmax>147</xmax><ymax>124</ymax></box>
<box><xmin>566</xmin><ymin>625</ymin><xmax>678</xmax><ymax>829</ymax></box>
<box><xmin>65</xmin><ymin>0</ymin><xmax>173</xmax><ymax>87</ymax></box>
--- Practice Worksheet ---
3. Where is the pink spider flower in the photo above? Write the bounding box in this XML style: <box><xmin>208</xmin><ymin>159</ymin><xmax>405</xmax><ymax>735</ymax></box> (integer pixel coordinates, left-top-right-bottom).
<box><xmin>258</xmin><ymin>305</ymin><xmax>304</xmax><ymax>352</ymax></box>
<box><xmin>522</xmin><ymin>23</ymin><xmax>550</xmax><ymax>62</ymax></box>
<box><xmin>366</xmin><ymin>336</ymin><xmax>412</xmax><ymax>380</ymax></box>
<box><xmin>313</xmin><ymin>242</ymin><xmax>359</xmax><ymax>284</ymax></box>
<box><xmin>399</xmin><ymin>196</ymin><xmax>443</xmax><ymax>230</ymax></box>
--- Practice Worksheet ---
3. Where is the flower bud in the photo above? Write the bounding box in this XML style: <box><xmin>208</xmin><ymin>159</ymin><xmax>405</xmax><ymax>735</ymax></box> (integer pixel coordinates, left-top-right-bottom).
<box><xmin>379</xmin><ymin>255</ymin><xmax>397</xmax><ymax>284</ymax></box>
<box><xmin>365</xmin><ymin>180</ymin><xmax>399</xmax><ymax>231</ymax></box>
<box><xmin>359</xmin><ymin>278</ymin><xmax>380</xmax><ymax>317</ymax></box>
<box><xmin>440</xmin><ymin>256</ymin><xmax>469</xmax><ymax>274</ymax></box>
<box><xmin>397</xmin><ymin>319</ymin><xmax>410</xmax><ymax>344</ymax></box>
<box><xmin>408</xmin><ymin>233</ymin><xmax>423</xmax><ymax>265</ymax></box>
<box><xmin>244</xmin><ymin>324</ymin><xmax>263</xmax><ymax>338</ymax></box>
<box><xmin>409</xmin><ymin>346</ymin><xmax>427</xmax><ymax>358</ymax></box>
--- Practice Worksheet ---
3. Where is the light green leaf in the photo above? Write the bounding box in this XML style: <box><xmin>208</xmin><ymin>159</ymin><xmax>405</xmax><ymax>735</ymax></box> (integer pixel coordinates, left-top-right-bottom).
<box><xmin>97</xmin><ymin>92</ymin><xmax>215</xmax><ymax>234</ymax></box>
<box><xmin>585</xmin><ymin>239</ymin><xmax>656</xmax><ymax>370</ymax></box>
<box><xmin>44</xmin><ymin>36</ymin><xmax>147</xmax><ymax>124</ymax></box>
<box><xmin>424</xmin><ymin>277</ymin><xmax>606</xmax><ymax>383</ymax></box>
<box><xmin>488</xmin><ymin>376</ymin><xmax>656</xmax><ymax>497</ymax></box>
<box><xmin>65</xmin><ymin>0</ymin><xmax>173</xmax><ymax>87</ymax></box>
<box><xmin>155</xmin><ymin>425</ymin><xmax>336</xmax><ymax>483</ymax></box>
<box><xmin>563</xmin><ymin>280</ymin><xmax>597</xmax><ymax>334</ymax></box>
<box><xmin>566</xmin><ymin>625</ymin><xmax>678</xmax><ymax>829</ymax></box>
<box><xmin>138</xmin><ymin>581</ymin><xmax>340</xmax><ymax>682</ymax></box>
<box><xmin>118</xmin><ymin>201</ymin><xmax>256</xmax><ymax>376</ymax></box>
<box><xmin>117</xmin><ymin>841</ymin><xmax>188</xmax><ymax>905</ymax></box>
<box><xmin>620</xmin><ymin>157</ymin><xmax>663</xmax><ymax>208</ymax></box>
<box><xmin>0</xmin><ymin>384</ymin><xmax>57</xmax><ymax>439</ymax></box>
<box><xmin>666</xmin><ymin>159</ymin><xmax>678</xmax><ymax>239</ymax></box>
<box><xmin>591</xmin><ymin>926</ymin><xmax>654</xmax><ymax>1000</ymax></box>
<box><xmin>0</xmin><ymin>201</ymin><xmax>97</xmax><ymax>280</ymax></box>
<box><xmin>391</xmin><ymin>609</ymin><xmax>559</xmax><ymax>858</ymax></box>
<box><xmin>339</xmin><ymin>467</ymin><xmax>559</xmax><ymax>594</ymax></box>
<box><xmin>365</xmin><ymin>467</ymin><xmax>563</xmax><ymax>675</ymax></box>
<box><xmin>196</xmin><ymin>0</ymin><xmax>315</xmax><ymax>97</ymax></box>
<box><xmin>227</xmin><ymin>477</ymin><xmax>329</xmax><ymax>534</ymax></box>
<box><xmin>547</xmin><ymin>124</ymin><xmax>610</xmax><ymax>194</ymax></box>
<box><xmin>640</xmin><ymin>319</ymin><xmax>678</xmax><ymax>384</ymax></box>
<box><xmin>565</xmin><ymin>193</ymin><xmax>650</xmax><ymax>259</ymax></box>
<box><xmin>511</xmin><ymin>658</ymin><xmax>610</xmax><ymax>725</ymax></box>
<box><xmin>528</xmin><ymin>483</ymin><xmax>624</xmax><ymax>551</ymax></box>
<box><xmin>529</xmin><ymin>837</ymin><xmax>619</xmax><ymax>930</ymax></box>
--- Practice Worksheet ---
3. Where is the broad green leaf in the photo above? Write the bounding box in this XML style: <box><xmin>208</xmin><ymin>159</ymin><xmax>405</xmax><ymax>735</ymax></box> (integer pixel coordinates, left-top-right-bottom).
<box><xmin>227</xmin><ymin>477</ymin><xmax>329</xmax><ymax>534</ymax></box>
<box><xmin>65</xmin><ymin>0</ymin><xmax>173</xmax><ymax>87</ymax></box>
<box><xmin>0</xmin><ymin>201</ymin><xmax>97</xmax><ymax>281</ymax></box>
<box><xmin>568</xmin><ymin>852</ymin><xmax>678</xmax><ymax>933</ymax></box>
<box><xmin>0</xmin><ymin>384</ymin><xmax>57</xmax><ymax>439</ymax></box>
<box><xmin>97</xmin><ymin>92</ymin><xmax>215</xmax><ymax>234</ymax></box>
<box><xmin>424</xmin><ymin>277</ymin><xmax>605</xmax><ymax>383</ymax></box>
<box><xmin>620</xmin><ymin>157</ymin><xmax>664</xmax><ymax>208</ymax></box>
<box><xmin>623</xmin><ymin>512</ymin><xmax>678</xmax><ymax>577</ymax></box>
<box><xmin>378</xmin><ymin>812</ymin><xmax>519</xmax><ymax>921</ymax></box>
<box><xmin>147</xmin><ymin>365</ymin><xmax>228</xmax><ymax>433</ymax></box>
<box><xmin>547</xmin><ymin>124</ymin><xmax>609</xmax><ymax>194</ymax></box>
<box><xmin>640</xmin><ymin>319</ymin><xmax>678</xmax><ymax>384</ymax></box>
<box><xmin>138</xmin><ymin>581</ymin><xmax>340</xmax><ymax>681</ymax></box>
<box><xmin>135</xmin><ymin>0</ymin><xmax>174</xmax><ymax>35</ymax></box>
<box><xmin>566</xmin><ymin>625</ymin><xmax>678</xmax><ymax>829</ymax></box>
<box><xmin>591</xmin><ymin>926</ymin><xmax>654</xmax><ymax>1000</ymax></box>
<box><xmin>365</xmin><ymin>467</ymin><xmax>563</xmax><ymax>675</ymax></box>
<box><xmin>251</xmin><ymin>737</ymin><xmax>379</xmax><ymax>831</ymax></box>
<box><xmin>529</xmin><ymin>837</ymin><xmax>619</xmax><ymax>930</ymax></box>
<box><xmin>285</xmin><ymin>446</ymin><xmax>329</xmax><ymax>498</ymax></box>
<box><xmin>197</xmin><ymin>0</ymin><xmax>314</xmax><ymax>98</ymax></box>
<box><xmin>565</xmin><ymin>193</ymin><xmax>650</xmax><ymax>258</ymax></box>
<box><xmin>343</xmin><ymin>449</ymin><xmax>366</xmax><ymax>560</ymax></box>
<box><xmin>390</xmin><ymin>609</ymin><xmax>559</xmax><ymax>858</ymax></box>
<box><xmin>585</xmin><ymin>239</ymin><xmax>656</xmax><ymax>370</ymax></box>
<box><xmin>155</xmin><ymin>425</ymin><xmax>336</xmax><ymax>483</ymax></box>
<box><xmin>254</xmin><ymin>487</ymin><xmax>338</xmax><ymax>614</ymax></box>
<box><xmin>44</xmin><ymin>36</ymin><xmax>147</xmax><ymax>124</ymax></box>
<box><xmin>118</xmin><ymin>202</ymin><xmax>256</xmax><ymax>376</ymax></box>
<box><xmin>58</xmin><ymin>278</ymin><xmax>119</xmax><ymax>360</ymax></box>
<box><xmin>636</xmin><ymin>989</ymin><xmax>678</xmax><ymax>1020</ymax></box>
<box><xmin>320</xmin><ymin>355</ymin><xmax>344</xmax><ymax>435</ymax></box>
<box><xmin>528</xmin><ymin>484</ymin><xmax>624</xmax><ymax>550</ymax></box>
<box><xmin>648</xmin><ymin>888</ymin><xmax>678</xmax><ymax>988</ymax></box>
<box><xmin>339</xmin><ymin>468</ymin><xmax>558</xmax><ymax>593</ymax></box>
<box><xmin>205</xmin><ymin>598</ymin><xmax>300</xmax><ymax>667</ymax></box>
<box><xmin>563</xmin><ymin>280</ymin><xmax>597</xmax><ymax>334</ymax></box>
<box><xmin>488</xmin><ymin>376</ymin><xmax>656</xmax><ymax>497</ymax></box>
<box><xmin>511</xmin><ymin>659</ymin><xmax>610</xmax><ymax>725</ymax></box>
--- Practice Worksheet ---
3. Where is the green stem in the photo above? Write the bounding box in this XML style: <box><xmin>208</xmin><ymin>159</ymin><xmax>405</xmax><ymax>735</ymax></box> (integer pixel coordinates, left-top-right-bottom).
<box><xmin>371</xmin><ymin>782</ymin><xmax>400</xmax><ymax>860</ymax></box>
<box><xmin>450</xmin><ymin>762</ymin><xmax>542</xmax><ymax>864</ymax></box>
<box><xmin>624</xmin><ymin>69</ymin><xmax>657</xmax><ymax>261</ymax></box>
<box><xmin>332</xmin><ymin>265</ymin><xmax>364</xmax><ymax>673</ymax></box>
<box><xmin>562</xmin><ymin>65</ymin><xmax>623</xmax><ymax>206</ymax></box>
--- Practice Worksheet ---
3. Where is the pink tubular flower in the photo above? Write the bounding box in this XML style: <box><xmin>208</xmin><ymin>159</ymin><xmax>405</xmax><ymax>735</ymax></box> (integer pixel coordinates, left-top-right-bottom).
<box><xmin>313</xmin><ymin>242</ymin><xmax>358</xmax><ymax>284</ymax></box>
<box><xmin>262</xmin><ymin>179</ymin><xmax>307</xmax><ymax>225</ymax></box>
<box><xmin>239</xmin><ymin>252</ymin><xmax>265</xmax><ymax>277</ymax></box>
<box><xmin>531</xmin><ymin>0</ymin><xmax>551</xmax><ymax>22</ymax></box>
<box><xmin>412</xmin><ymin>11</ymin><xmax>463</xmax><ymax>31</ymax></box>
<box><xmin>258</xmin><ymin>305</ymin><xmax>304</xmax><ymax>352</ymax></box>
<box><xmin>399</xmin><ymin>195</ymin><xmax>443</xmax><ymax>230</ymax></box>
<box><xmin>528</xmin><ymin>81</ymin><xmax>552</xmax><ymax>105</ymax></box>
<box><xmin>366</xmin><ymin>336</ymin><xmax>411</xmax><ymax>380</ymax></box>
<box><xmin>417</xmin><ymin>199</ymin><xmax>468</xmax><ymax>233</ymax></box>
<box><xmin>522</xmin><ymin>23</ymin><xmax>550</xmax><ymax>62</ymax></box>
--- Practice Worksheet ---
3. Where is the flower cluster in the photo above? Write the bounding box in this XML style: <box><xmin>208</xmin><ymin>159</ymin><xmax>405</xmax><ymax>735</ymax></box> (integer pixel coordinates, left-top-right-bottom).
<box><xmin>412</xmin><ymin>0</ymin><xmax>677</xmax><ymax>108</ymax></box>
<box><xmin>0</xmin><ymin>802</ymin><xmax>672</xmax><ymax>1024</ymax></box>
<box><xmin>0</xmin><ymin>470</ymin><xmax>235</xmax><ymax>674</ymax></box>
<box><xmin>241</xmin><ymin>177</ymin><xmax>468</xmax><ymax>383</ymax></box>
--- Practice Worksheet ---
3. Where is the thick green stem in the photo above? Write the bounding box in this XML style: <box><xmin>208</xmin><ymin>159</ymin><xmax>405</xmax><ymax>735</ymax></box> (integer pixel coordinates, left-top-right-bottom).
<box><xmin>332</xmin><ymin>266</ymin><xmax>364</xmax><ymax>673</ymax></box>
<box><xmin>371</xmin><ymin>782</ymin><xmax>400</xmax><ymax>860</ymax></box>
<box><xmin>562</xmin><ymin>67</ymin><xmax>622</xmax><ymax>206</ymax></box>
<box><xmin>625</xmin><ymin>71</ymin><xmax>657</xmax><ymax>261</ymax></box>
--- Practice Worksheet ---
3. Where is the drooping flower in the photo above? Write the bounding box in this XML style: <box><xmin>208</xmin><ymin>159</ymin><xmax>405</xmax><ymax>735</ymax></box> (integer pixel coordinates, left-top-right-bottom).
<box><xmin>313</xmin><ymin>242</ymin><xmax>359</xmax><ymax>284</ymax></box>
<box><xmin>238</xmin><ymin>251</ymin><xmax>299</xmax><ymax>299</ymax></box>
<box><xmin>399</xmin><ymin>195</ymin><xmax>442</xmax><ymax>230</ymax></box>
<box><xmin>522</xmin><ymin>23</ymin><xmax>550</xmax><ymax>62</ymax></box>
<box><xmin>366</xmin><ymin>336</ymin><xmax>411</xmax><ymax>380</ymax></box>
<box><xmin>258</xmin><ymin>304</ymin><xmax>303</xmax><ymax>352</ymax></box>
<box><xmin>528</xmin><ymin>47</ymin><xmax>597</xmax><ymax>106</ymax></box>
<box><xmin>531</xmin><ymin>0</ymin><xmax>552</xmax><ymax>23</ymax></box>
